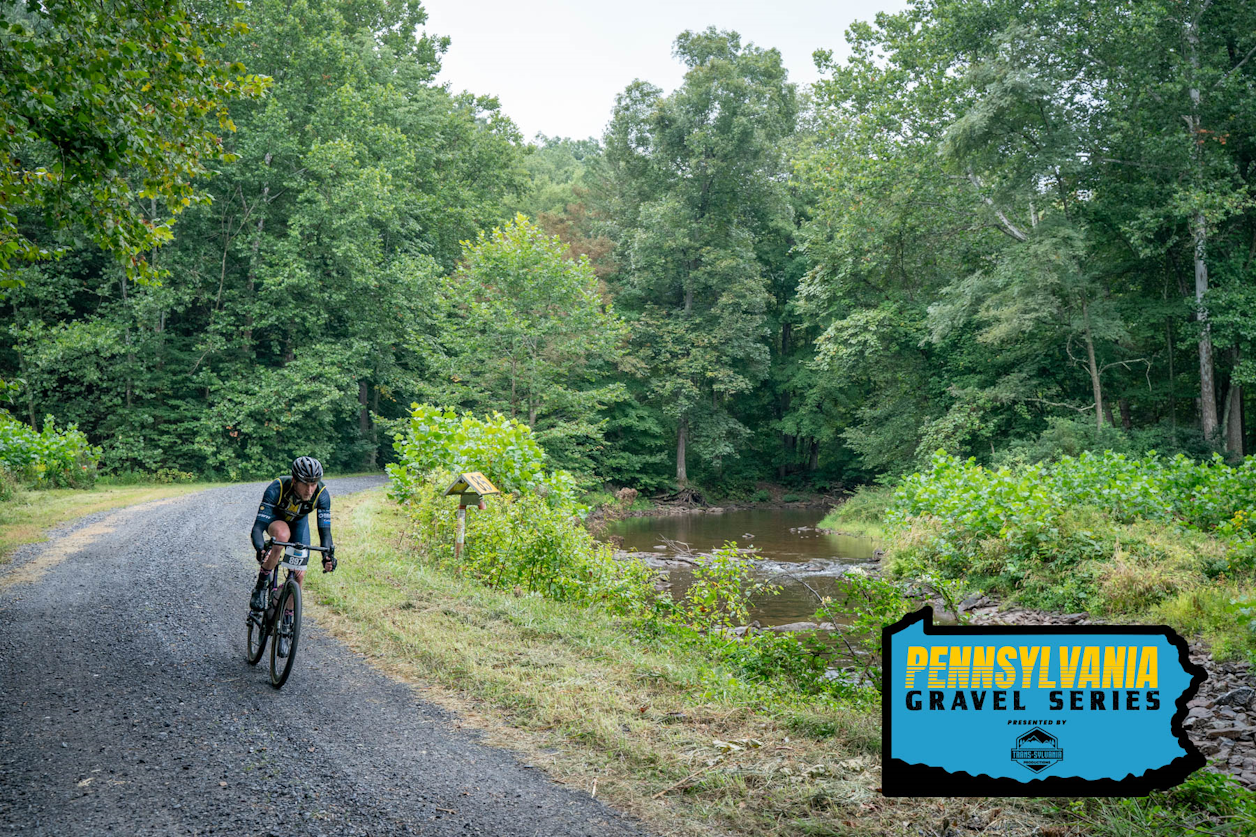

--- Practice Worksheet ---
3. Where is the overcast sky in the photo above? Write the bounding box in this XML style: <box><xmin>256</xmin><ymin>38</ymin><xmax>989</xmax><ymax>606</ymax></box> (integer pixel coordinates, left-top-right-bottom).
<box><xmin>420</xmin><ymin>0</ymin><xmax>911</xmax><ymax>142</ymax></box>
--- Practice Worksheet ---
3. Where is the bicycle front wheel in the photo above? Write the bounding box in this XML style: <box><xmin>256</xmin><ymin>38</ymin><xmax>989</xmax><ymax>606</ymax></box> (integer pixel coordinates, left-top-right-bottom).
<box><xmin>269</xmin><ymin>580</ymin><xmax>302</xmax><ymax>688</ymax></box>
<box><xmin>245</xmin><ymin>606</ymin><xmax>268</xmax><ymax>665</ymax></box>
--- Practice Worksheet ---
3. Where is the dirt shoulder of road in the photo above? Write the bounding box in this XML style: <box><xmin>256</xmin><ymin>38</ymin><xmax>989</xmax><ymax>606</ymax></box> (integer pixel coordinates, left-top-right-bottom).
<box><xmin>0</xmin><ymin>481</ymin><xmax>225</xmax><ymax>562</ymax></box>
<box><xmin>304</xmin><ymin>489</ymin><xmax>1067</xmax><ymax>837</ymax></box>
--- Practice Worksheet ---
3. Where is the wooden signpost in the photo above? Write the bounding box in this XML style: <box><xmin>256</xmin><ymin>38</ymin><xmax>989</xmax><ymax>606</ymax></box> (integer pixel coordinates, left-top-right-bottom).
<box><xmin>442</xmin><ymin>472</ymin><xmax>501</xmax><ymax>561</ymax></box>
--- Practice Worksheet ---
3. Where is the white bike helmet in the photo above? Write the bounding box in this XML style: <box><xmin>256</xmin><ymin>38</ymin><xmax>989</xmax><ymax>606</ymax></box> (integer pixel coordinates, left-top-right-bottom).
<box><xmin>291</xmin><ymin>456</ymin><xmax>323</xmax><ymax>483</ymax></box>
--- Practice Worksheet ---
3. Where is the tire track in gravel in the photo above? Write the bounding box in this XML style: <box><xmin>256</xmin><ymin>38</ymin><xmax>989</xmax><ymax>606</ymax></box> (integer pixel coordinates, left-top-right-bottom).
<box><xmin>0</xmin><ymin>477</ymin><xmax>645</xmax><ymax>836</ymax></box>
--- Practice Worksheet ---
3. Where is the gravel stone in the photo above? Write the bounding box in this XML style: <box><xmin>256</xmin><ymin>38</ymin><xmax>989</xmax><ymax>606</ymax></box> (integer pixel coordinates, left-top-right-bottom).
<box><xmin>1217</xmin><ymin>687</ymin><xmax>1255</xmax><ymax>708</ymax></box>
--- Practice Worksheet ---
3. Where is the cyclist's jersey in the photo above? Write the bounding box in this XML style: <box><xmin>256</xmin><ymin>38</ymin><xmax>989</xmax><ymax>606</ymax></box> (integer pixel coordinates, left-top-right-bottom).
<box><xmin>250</xmin><ymin>476</ymin><xmax>333</xmax><ymax>552</ymax></box>
<box><xmin>257</xmin><ymin>476</ymin><xmax>330</xmax><ymax>526</ymax></box>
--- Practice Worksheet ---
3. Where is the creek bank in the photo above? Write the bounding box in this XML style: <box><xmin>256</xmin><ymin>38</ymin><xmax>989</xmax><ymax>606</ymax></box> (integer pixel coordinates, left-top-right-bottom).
<box><xmin>588</xmin><ymin>496</ymin><xmax>836</xmax><ymax>531</ymax></box>
<box><xmin>619</xmin><ymin>499</ymin><xmax>833</xmax><ymax>518</ymax></box>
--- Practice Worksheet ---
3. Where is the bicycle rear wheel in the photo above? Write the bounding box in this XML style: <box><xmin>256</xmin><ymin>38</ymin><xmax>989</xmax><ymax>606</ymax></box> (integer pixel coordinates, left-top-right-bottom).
<box><xmin>269</xmin><ymin>580</ymin><xmax>302</xmax><ymax>688</ymax></box>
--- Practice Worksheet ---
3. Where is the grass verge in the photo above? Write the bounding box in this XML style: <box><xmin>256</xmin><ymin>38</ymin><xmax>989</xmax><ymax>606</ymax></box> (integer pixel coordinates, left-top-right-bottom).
<box><xmin>820</xmin><ymin>487</ymin><xmax>890</xmax><ymax>540</ymax></box>
<box><xmin>0</xmin><ymin>482</ymin><xmax>220</xmax><ymax>562</ymax></box>
<box><xmin>306</xmin><ymin>488</ymin><xmax>1071</xmax><ymax>837</ymax></box>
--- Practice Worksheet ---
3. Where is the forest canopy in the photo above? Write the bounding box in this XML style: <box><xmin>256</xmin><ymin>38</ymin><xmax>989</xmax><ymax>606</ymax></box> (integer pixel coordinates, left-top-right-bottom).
<box><xmin>3</xmin><ymin>0</ymin><xmax>1254</xmax><ymax>491</ymax></box>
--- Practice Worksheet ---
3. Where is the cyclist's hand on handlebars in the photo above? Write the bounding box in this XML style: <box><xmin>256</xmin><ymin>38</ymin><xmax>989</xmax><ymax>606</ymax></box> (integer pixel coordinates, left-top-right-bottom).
<box><xmin>256</xmin><ymin>547</ymin><xmax>266</xmax><ymax>564</ymax></box>
<box><xmin>322</xmin><ymin>549</ymin><xmax>337</xmax><ymax>573</ymax></box>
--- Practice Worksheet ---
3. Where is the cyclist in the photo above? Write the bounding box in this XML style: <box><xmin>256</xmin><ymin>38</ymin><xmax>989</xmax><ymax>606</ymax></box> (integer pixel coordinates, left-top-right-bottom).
<box><xmin>249</xmin><ymin>456</ymin><xmax>336</xmax><ymax>656</ymax></box>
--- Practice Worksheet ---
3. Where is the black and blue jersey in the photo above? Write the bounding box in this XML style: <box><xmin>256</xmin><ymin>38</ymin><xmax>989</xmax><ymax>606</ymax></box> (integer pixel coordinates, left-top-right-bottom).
<box><xmin>250</xmin><ymin>476</ymin><xmax>333</xmax><ymax>553</ymax></box>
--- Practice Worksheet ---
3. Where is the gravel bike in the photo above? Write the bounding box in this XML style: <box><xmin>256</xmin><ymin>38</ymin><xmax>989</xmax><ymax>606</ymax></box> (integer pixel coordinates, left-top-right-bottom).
<box><xmin>246</xmin><ymin>539</ymin><xmax>328</xmax><ymax>688</ymax></box>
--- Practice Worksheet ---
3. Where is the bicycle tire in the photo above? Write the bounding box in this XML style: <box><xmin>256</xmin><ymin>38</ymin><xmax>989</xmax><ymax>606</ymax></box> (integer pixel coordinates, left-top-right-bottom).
<box><xmin>245</xmin><ymin>606</ymin><xmax>268</xmax><ymax>665</ymax></box>
<box><xmin>269</xmin><ymin>580</ymin><xmax>302</xmax><ymax>688</ymax></box>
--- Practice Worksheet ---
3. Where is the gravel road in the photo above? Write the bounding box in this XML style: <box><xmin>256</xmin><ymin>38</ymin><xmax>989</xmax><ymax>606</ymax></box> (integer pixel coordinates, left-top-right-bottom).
<box><xmin>0</xmin><ymin>478</ymin><xmax>645</xmax><ymax>836</ymax></box>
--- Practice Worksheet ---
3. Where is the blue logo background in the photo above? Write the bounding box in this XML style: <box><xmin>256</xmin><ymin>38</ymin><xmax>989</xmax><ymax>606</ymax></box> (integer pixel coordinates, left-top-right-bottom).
<box><xmin>887</xmin><ymin>614</ymin><xmax>1198</xmax><ymax>785</ymax></box>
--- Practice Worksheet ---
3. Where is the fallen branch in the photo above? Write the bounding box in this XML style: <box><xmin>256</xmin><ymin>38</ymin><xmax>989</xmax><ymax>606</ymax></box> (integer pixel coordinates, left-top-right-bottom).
<box><xmin>661</xmin><ymin>536</ymin><xmax>696</xmax><ymax>557</ymax></box>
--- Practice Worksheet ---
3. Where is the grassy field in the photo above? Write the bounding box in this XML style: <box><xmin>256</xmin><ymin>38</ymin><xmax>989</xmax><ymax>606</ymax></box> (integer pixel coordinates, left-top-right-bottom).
<box><xmin>304</xmin><ymin>489</ymin><xmax>1071</xmax><ymax>837</ymax></box>
<box><xmin>0</xmin><ymin>482</ymin><xmax>221</xmax><ymax>562</ymax></box>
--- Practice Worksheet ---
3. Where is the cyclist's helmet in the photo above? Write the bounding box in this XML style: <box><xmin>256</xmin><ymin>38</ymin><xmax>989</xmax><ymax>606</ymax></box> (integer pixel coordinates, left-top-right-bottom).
<box><xmin>292</xmin><ymin>456</ymin><xmax>323</xmax><ymax>483</ymax></box>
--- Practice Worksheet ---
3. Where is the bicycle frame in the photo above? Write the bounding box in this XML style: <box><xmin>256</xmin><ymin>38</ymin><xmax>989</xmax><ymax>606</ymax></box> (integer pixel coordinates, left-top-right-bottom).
<box><xmin>247</xmin><ymin>539</ymin><xmax>330</xmax><ymax>684</ymax></box>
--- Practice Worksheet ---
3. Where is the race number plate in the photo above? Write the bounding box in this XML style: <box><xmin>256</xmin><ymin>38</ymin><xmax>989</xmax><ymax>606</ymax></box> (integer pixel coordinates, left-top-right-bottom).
<box><xmin>279</xmin><ymin>546</ymin><xmax>310</xmax><ymax>571</ymax></box>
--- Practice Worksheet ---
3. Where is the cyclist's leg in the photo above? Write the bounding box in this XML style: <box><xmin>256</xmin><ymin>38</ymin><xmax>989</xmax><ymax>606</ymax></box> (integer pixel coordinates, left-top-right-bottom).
<box><xmin>251</xmin><ymin>519</ymin><xmax>290</xmax><ymax>609</ymax></box>
<box><xmin>261</xmin><ymin>520</ymin><xmax>291</xmax><ymax>571</ymax></box>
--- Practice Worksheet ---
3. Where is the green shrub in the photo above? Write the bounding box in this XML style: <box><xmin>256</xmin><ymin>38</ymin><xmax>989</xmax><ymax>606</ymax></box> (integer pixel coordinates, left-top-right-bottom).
<box><xmin>0</xmin><ymin>413</ymin><xmax>100</xmax><ymax>488</ymax></box>
<box><xmin>154</xmin><ymin>468</ymin><xmax>196</xmax><ymax>484</ymax></box>
<box><xmin>884</xmin><ymin>450</ymin><xmax>1252</xmax><ymax>617</ymax></box>
<box><xmin>781</xmin><ymin>493</ymin><xmax>804</xmax><ymax>503</ymax></box>
<box><xmin>812</xmin><ymin>569</ymin><xmax>912</xmax><ymax>692</ymax></box>
<box><xmin>97</xmin><ymin>470</ymin><xmax>158</xmax><ymax>486</ymax></box>
<box><xmin>1155</xmin><ymin>583</ymin><xmax>1256</xmax><ymax>663</ymax></box>
<box><xmin>677</xmin><ymin>543</ymin><xmax>779</xmax><ymax>632</ymax></box>
<box><xmin>999</xmin><ymin>415</ymin><xmax>1216</xmax><ymax>466</ymax></box>
<box><xmin>387</xmin><ymin>404</ymin><xmax>578</xmax><ymax>508</ymax></box>
<box><xmin>894</xmin><ymin>450</ymin><xmax>1256</xmax><ymax>537</ymax></box>
<box><xmin>820</xmin><ymin>485</ymin><xmax>892</xmax><ymax>537</ymax></box>
<box><xmin>751</xmin><ymin>489</ymin><xmax>772</xmax><ymax>503</ymax></box>
<box><xmin>399</xmin><ymin>475</ymin><xmax>653</xmax><ymax>604</ymax></box>
<box><xmin>720</xmin><ymin>632</ymin><xmax>832</xmax><ymax>694</ymax></box>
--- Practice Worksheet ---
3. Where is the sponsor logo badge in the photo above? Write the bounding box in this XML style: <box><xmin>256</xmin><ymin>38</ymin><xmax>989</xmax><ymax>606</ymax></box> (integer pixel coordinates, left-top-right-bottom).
<box><xmin>1011</xmin><ymin>727</ymin><xmax>1063</xmax><ymax>773</ymax></box>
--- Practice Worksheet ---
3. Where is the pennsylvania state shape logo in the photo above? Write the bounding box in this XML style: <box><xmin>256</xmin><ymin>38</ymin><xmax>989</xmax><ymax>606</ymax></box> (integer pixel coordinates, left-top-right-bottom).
<box><xmin>882</xmin><ymin>607</ymin><xmax>1205</xmax><ymax>796</ymax></box>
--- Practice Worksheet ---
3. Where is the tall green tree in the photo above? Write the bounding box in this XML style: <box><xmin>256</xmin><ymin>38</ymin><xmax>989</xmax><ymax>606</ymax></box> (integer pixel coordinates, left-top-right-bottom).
<box><xmin>1083</xmin><ymin>0</ymin><xmax>1256</xmax><ymax>449</ymax></box>
<box><xmin>420</xmin><ymin>215</ymin><xmax>626</xmax><ymax>478</ymax></box>
<box><xmin>600</xmin><ymin>28</ymin><xmax>797</xmax><ymax>487</ymax></box>
<box><xmin>0</xmin><ymin>0</ymin><xmax>267</xmax><ymax>285</ymax></box>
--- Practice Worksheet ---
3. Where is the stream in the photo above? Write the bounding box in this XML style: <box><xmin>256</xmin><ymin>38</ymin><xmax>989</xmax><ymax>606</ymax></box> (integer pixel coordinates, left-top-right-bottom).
<box><xmin>603</xmin><ymin>508</ymin><xmax>881</xmax><ymax>626</ymax></box>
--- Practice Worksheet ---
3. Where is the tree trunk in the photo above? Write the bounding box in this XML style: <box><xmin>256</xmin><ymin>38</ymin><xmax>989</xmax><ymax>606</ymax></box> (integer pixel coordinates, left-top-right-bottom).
<box><xmin>119</xmin><ymin>275</ymin><xmax>134</xmax><ymax>410</ymax></box>
<box><xmin>808</xmin><ymin>439</ymin><xmax>819</xmax><ymax>471</ymax></box>
<box><xmin>1119</xmin><ymin>398</ymin><xmax>1132</xmax><ymax>431</ymax></box>
<box><xmin>1186</xmin><ymin>10</ymin><xmax>1219</xmax><ymax>440</ymax></box>
<box><xmin>1224</xmin><ymin>349</ymin><xmax>1243</xmax><ymax>459</ymax></box>
<box><xmin>1224</xmin><ymin>383</ymin><xmax>1243</xmax><ymax>459</ymax></box>
<box><xmin>1195</xmin><ymin>212</ymin><xmax>1219</xmax><ymax>439</ymax></box>
<box><xmin>676</xmin><ymin>417</ymin><xmax>688</xmax><ymax>486</ymax></box>
<box><xmin>16</xmin><ymin>345</ymin><xmax>37</xmax><ymax>430</ymax></box>
<box><xmin>1083</xmin><ymin>305</ymin><xmax>1104</xmax><ymax>429</ymax></box>
<box><xmin>508</xmin><ymin>356</ymin><xmax>518</xmax><ymax>419</ymax></box>
<box><xmin>245</xmin><ymin>155</ymin><xmax>273</xmax><ymax>344</ymax></box>
<box><xmin>25</xmin><ymin>381</ymin><xmax>37</xmax><ymax>430</ymax></box>
<box><xmin>358</xmin><ymin>381</ymin><xmax>375</xmax><ymax>468</ymax></box>
<box><xmin>1167</xmin><ymin>318</ymin><xmax>1177</xmax><ymax>430</ymax></box>
<box><xmin>780</xmin><ymin>433</ymin><xmax>796</xmax><ymax>479</ymax></box>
